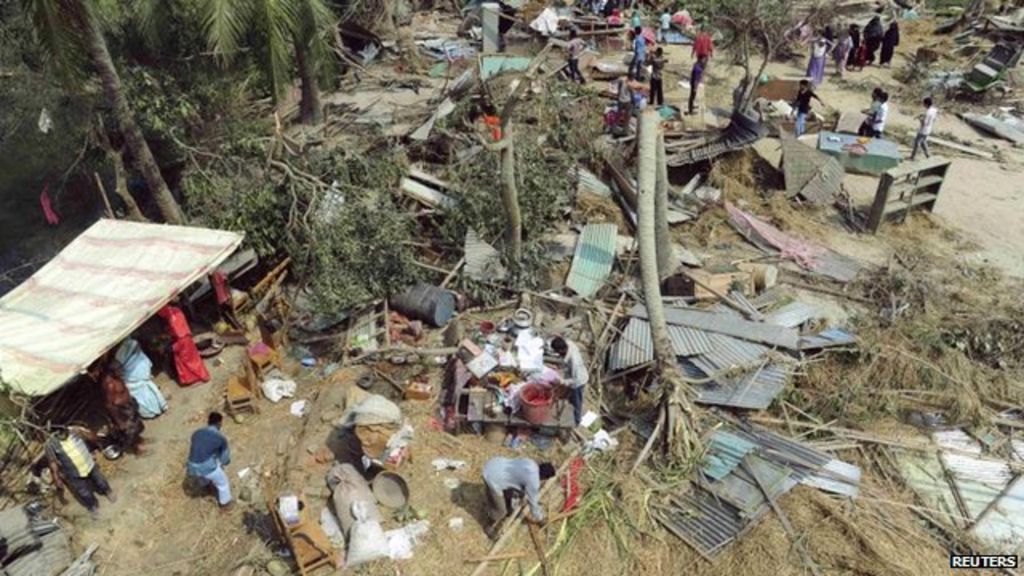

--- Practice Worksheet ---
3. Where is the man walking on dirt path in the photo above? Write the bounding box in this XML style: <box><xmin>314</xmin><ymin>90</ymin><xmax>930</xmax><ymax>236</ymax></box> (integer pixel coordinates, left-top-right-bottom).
<box><xmin>482</xmin><ymin>457</ymin><xmax>556</xmax><ymax>539</ymax></box>
<box><xmin>186</xmin><ymin>412</ymin><xmax>233</xmax><ymax>511</ymax></box>
<box><xmin>692</xmin><ymin>26</ymin><xmax>714</xmax><ymax>63</ymax></box>
<box><xmin>551</xmin><ymin>336</ymin><xmax>589</xmax><ymax>426</ymax></box>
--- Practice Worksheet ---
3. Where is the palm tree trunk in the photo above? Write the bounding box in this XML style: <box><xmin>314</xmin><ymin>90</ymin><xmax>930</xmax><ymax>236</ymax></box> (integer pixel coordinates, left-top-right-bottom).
<box><xmin>638</xmin><ymin>110</ymin><xmax>699</xmax><ymax>463</ymax></box>
<box><xmin>295</xmin><ymin>41</ymin><xmax>323</xmax><ymax>125</ymax></box>
<box><xmin>655</xmin><ymin>134</ymin><xmax>671</xmax><ymax>277</ymax></box>
<box><xmin>500</xmin><ymin>124</ymin><xmax>522</xmax><ymax>264</ymax></box>
<box><xmin>83</xmin><ymin>6</ymin><xmax>184</xmax><ymax>224</ymax></box>
<box><xmin>638</xmin><ymin>111</ymin><xmax>672</xmax><ymax>373</ymax></box>
<box><xmin>110</xmin><ymin>150</ymin><xmax>149</xmax><ymax>222</ymax></box>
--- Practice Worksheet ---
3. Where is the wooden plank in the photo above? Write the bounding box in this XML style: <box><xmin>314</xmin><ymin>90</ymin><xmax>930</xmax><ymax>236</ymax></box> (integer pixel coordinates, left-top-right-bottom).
<box><xmin>630</xmin><ymin>304</ymin><xmax>801</xmax><ymax>350</ymax></box>
<box><xmin>885</xmin><ymin>156</ymin><xmax>952</xmax><ymax>179</ymax></box>
<box><xmin>882</xmin><ymin>193</ymin><xmax>939</xmax><ymax>215</ymax></box>
<box><xmin>916</xmin><ymin>135</ymin><xmax>994</xmax><ymax>160</ymax></box>
<box><xmin>890</xmin><ymin>175</ymin><xmax>945</xmax><ymax>195</ymax></box>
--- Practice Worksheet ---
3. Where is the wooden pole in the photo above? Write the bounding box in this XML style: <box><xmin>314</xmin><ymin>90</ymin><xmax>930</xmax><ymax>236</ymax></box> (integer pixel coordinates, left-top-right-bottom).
<box><xmin>92</xmin><ymin>172</ymin><xmax>114</xmax><ymax>218</ymax></box>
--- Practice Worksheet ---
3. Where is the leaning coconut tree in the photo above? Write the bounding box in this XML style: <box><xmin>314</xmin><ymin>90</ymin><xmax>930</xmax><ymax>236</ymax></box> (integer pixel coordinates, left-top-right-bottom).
<box><xmin>22</xmin><ymin>0</ymin><xmax>185</xmax><ymax>224</ymax></box>
<box><xmin>634</xmin><ymin>110</ymin><xmax>701</xmax><ymax>464</ymax></box>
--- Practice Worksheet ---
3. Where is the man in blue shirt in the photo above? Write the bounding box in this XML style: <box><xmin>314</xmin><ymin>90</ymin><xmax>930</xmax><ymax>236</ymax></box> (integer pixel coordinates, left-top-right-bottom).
<box><xmin>186</xmin><ymin>412</ymin><xmax>233</xmax><ymax>510</ymax></box>
<box><xmin>629</xmin><ymin>27</ymin><xmax>646</xmax><ymax>80</ymax></box>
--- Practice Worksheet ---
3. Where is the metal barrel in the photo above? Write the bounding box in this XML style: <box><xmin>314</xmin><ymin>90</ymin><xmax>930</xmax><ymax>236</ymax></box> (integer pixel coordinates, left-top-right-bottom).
<box><xmin>389</xmin><ymin>283</ymin><xmax>456</xmax><ymax>327</ymax></box>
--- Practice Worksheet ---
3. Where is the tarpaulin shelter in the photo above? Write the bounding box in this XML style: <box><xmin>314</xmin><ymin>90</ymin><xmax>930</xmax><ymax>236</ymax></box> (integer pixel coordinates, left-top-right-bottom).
<box><xmin>0</xmin><ymin>219</ymin><xmax>243</xmax><ymax>397</ymax></box>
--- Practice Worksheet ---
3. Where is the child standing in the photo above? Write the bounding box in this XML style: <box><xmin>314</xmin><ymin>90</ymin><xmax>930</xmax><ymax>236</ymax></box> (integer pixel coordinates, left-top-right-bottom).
<box><xmin>911</xmin><ymin>97</ymin><xmax>938</xmax><ymax>160</ymax></box>
<box><xmin>648</xmin><ymin>47</ymin><xmax>666</xmax><ymax>106</ymax></box>
<box><xmin>792</xmin><ymin>79</ymin><xmax>824</xmax><ymax>137</ymax></box>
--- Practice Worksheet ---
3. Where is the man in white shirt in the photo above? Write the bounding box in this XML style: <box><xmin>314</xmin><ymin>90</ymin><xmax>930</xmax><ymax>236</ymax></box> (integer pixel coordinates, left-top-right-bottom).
<box><xmin>911</xmin><ymin>96</ymin><xmax>938</xmax><ymax>160</ymax></box>
<box><xmin>565</xmin><ymin>28</ymin><xmax>586</xmax><ymax>84</ymax></box>
<box><xmin>551</xmin><ymin>336</ymin><xmax>589</xmax><ymax>425</ymax></box>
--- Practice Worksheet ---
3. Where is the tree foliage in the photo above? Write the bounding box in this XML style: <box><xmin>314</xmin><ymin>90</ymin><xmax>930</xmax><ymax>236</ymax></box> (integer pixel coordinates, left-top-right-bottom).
<box><xmin>184</xmin><ymin>140</ymin><xmax>419</xmax><ymax>314</ymax></box>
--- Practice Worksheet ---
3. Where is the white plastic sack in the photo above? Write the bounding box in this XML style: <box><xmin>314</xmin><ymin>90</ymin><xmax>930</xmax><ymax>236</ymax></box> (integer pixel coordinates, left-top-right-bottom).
<box><xmin>384</xmin><ymin>520</ymin><xmax>431</xmax><ymax>560</ymax></box>
<box><xmin>341</xmin><ymin>394</ymin><xmax>402</xmax><ymax>428</ymax></box>
<box><xmin>261</xmin><ymin>377</ymin><xmax>297</xmax><ymax>403</ymax></box>
<box><xmin>529</xmin><ymin>7</ymin><xmax>560</xmax><ymax>36</ymax></box>
<box><xmin>319</xmin><ymin>508</ymin><xmax>345</xmax><ymax>549</ymax></box>
<box><xmin>346</xmin><ymin>501</ymin><xmax>390</xmax><ymax>567</ymax></box>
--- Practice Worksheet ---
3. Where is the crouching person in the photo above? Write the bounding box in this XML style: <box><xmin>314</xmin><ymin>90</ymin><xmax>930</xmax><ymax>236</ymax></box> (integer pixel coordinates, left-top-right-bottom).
<box><xmin>482</xmin><ymin>456</ymin><xmax>555</xmax><ymax>539</ymax></box>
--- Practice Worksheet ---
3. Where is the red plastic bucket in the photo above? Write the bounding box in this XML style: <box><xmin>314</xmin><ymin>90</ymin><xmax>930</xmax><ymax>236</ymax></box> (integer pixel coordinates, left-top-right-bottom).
<box><xmin>520</xmin><ymin>384</ymin><xmax>554</xmax><ymax>425</ymax></box>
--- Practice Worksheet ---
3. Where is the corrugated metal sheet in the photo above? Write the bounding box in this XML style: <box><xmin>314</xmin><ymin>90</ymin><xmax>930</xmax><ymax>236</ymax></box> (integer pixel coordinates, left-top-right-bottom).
<box><xmin>709</xmin><ymin>455</ymin><xmax>798</xmax><ymax>515</ymax></box>
<box><xmin>656</xmin><ymin>488</ymin><xmax>749</xmax><ymax>557</ymax></box>
<box><xmin>668</xmin><ymin>325</ymin><xmax>714</xmax><ymax>357</ymax></box>
<box><xmin>464</xmin><ymin>228</ymin><xmax>507</xmax><ymax>281</ymax></box>
<box><xmin>479</xmin><ymin>55</ymin><xmax>532</xmax><ymax>80</ymax></box>
<box><xmin>733</xmin><ymin>424</ymin><xmax>832</xmax><ymax>472</ymax></box>
<box><xmin>933</xmin><ymin>429</ymin><xmax>982</xmax><ymax>454</ymax></box>
<box><xmin>694</xmin><ymin>334</ymin><xmax>769</xmax><ymax>371</ymax></box>
<box><xmin>765</xmin><ymin>301</ymin><xmax>821</xmax><ymax>328</ymax></box>
<box><xmin>799</xmin><ymin>327</ymin><xmax>856</xmax><ymax>350</ymax></box>
<box><xmin>565</xmin><ymin>223</ymin><xmax>617</xmax><ymax>298</ymax></box>
<box><xmin>1011</xmin><ymin>439</ymin><xmax>1024</xmax><ymax>462</ymax></box>
<box><xmin>691</xmin><ymin>361</ymin><xmax>791</xmax><ymax>410</ymax></box>
<box><xmin>970</xmin><ymin>475</ymin><xmax>1024</xmax><ymax>555</ymax></box>
<box><xmin>575</xmin><ymin>167</ymin><xmax>612</xmax><ymax>198</ymax></box>
<box><xmin>939</xmin><ymin>452</ymin><xmax>1012</xmax><ymax>520</ymax></box>
<box><xmin>702</xmin><ymin>430</ymin><xmax>758</xmax><ymax>481</ymax></box>
<box><xmin>607</xmin><ymin>317</ymin><xmax>713</xmax><ymax>372</ymax></box>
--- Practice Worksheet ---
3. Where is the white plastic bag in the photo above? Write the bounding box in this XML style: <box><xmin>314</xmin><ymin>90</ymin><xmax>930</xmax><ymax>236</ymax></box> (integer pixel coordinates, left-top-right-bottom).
<box><xmin>260</xmin><ymin>377</ymin><xmax>297</xmax><ymax>403</ymax></box>
<box><xmin>346</xmin><ymin>501</ymin><xmax>390</xmax><ymax>567</ymax></box>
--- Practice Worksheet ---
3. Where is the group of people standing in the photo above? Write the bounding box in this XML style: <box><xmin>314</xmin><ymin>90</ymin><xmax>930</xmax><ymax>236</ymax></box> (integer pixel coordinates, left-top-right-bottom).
<box><xmin>808</xmin><ymin>17</ymin><xmax>900</xmax><ymax>86</ymax></box>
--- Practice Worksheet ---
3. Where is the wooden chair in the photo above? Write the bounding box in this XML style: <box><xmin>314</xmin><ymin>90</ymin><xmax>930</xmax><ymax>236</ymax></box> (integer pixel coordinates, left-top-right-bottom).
<box><xmin>248</xmin><ymin>345</ymin><xmax>285</xmax><ymax>381</ymax></box>
<box><xmin>225</xmin><ymin>359</ymin><xmax>259</xmax><ymax>416</ymax></box>
<box><xmin>267</xmin><ymin>495</ymin><xmax>341</xmax><ymax>575</ymax></box>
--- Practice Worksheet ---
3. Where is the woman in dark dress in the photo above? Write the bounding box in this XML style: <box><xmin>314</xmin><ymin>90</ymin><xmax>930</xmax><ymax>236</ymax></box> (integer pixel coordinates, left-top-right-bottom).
<box><xmin>880</xmin><ymin>22</ymin><xmax>900</xmax><ymax>67</ymax></box>
<box><xmin>846</xmin><ymin>24</ymin><xmax>862</xmax><ymax>68</ymax></box>
<box><xmin>864</xmin><ymin>17</ymin><xmax>884</xmax><ymax>65</ymax></box>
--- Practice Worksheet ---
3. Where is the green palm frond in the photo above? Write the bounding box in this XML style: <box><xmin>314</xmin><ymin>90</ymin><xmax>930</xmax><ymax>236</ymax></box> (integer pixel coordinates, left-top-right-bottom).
<box><xmin>201</xmin><ymin>0</ymin><xmax>251</xmax><ymax>61</ymax></box>
<box><xmin>131</xmin><ymin>0</ymin><xmax>171</xmax><ymax>50</ymax></box>
<box><xmin>21</xmin><ymin>0</ymin><xmax>91</xmax><ymax>82</ymax></box>
<box><xmin>254</xmin><ymin>0</ymin><xmax>299</xmax><ymax>99</ymax></box>
<box><xmin>297</xmin><ymin>0</ymin><xmax>337</xmax><ymax>69</ymax></box>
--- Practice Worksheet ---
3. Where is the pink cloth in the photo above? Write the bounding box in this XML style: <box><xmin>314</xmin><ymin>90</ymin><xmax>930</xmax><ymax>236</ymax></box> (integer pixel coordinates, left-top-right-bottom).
<box><xmin>671</xmin><ymin>11</ymin><xmax>693</xmax><ymax>28</ymax></box>
<box><xmin>725</xmin><ymin>202</ymin><xmax>825</xmax><ymax>268</ymax></box>
<box><xmin>40</xmin><ymin>185</ymin><xmax>59</xmax><ymax>226</ymax></box>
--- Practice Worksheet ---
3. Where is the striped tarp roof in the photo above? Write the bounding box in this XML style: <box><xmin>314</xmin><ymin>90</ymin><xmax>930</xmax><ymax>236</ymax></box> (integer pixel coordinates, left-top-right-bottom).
<box><xmin>0</xmin><ymin>219</ymin><xmax>242</xmax><ymax>396</ymax></box>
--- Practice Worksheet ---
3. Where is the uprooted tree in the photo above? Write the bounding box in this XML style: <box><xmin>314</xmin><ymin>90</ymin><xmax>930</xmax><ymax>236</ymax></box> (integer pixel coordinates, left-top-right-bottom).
<box><xmin>635</xmin><ymin>110</ymin><xmax>701</xmax><ymax>463</ymax></box>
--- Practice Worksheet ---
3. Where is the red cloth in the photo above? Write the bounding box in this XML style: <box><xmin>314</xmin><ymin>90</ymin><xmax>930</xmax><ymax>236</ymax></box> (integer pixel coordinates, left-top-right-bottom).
<box><xmin>561</xmin><ymin>457</ymin><xmax>585</xmax><ymax>512</ymax></box>
<box><xmin>210</xmin><ymin>272</ymin><xmax>231</xmax><ymax>306</ymax></box>
<box><xmin>40</xmin><ymin>184</ymin><xmax>59</xmax><ymax>226</ymax></box>
<box><xmin>693</xmin><ymin>32</ymin><xmax>714</xmax><ymax>58</ymax></box>
<box><xmin>158</xmin><ymin>305</ymin><xmax>193</xmax><ymax>339</ymax></box>
<box><xmin>157</xmin><ymin>305</ymin><xmax>209</xmax><ymax>385</ymax></box>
